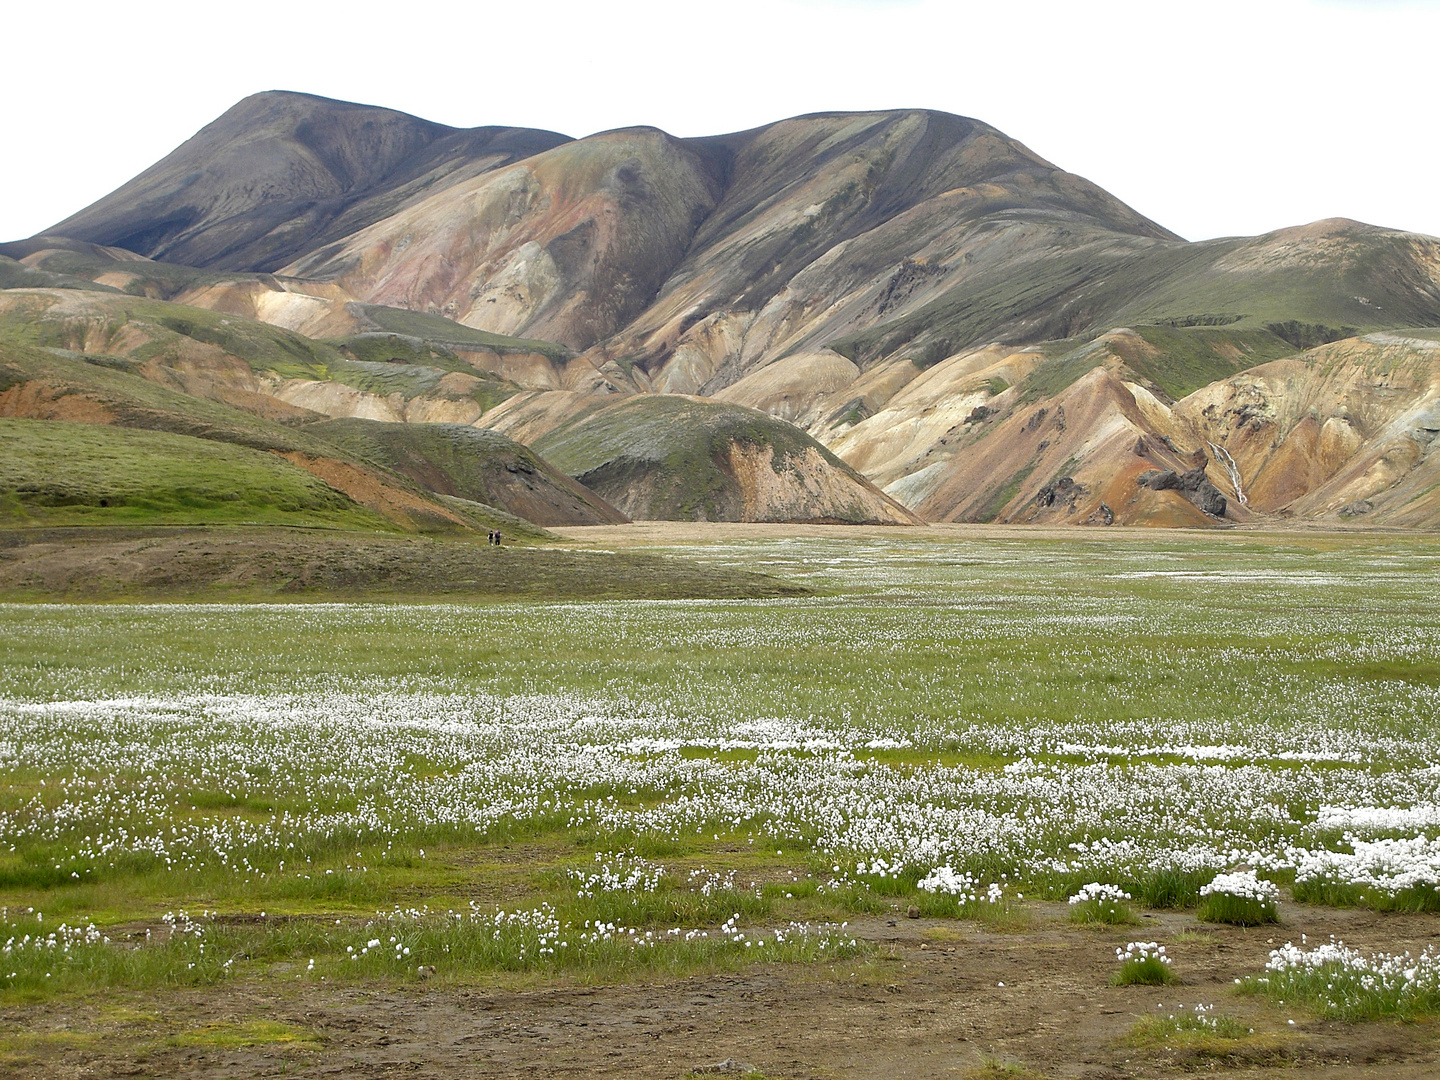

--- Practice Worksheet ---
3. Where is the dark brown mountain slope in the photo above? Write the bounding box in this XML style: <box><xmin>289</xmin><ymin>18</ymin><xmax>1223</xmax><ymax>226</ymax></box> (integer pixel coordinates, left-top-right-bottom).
<box><xmin>46</xmin><ymin>91</ymin><xmax>570</xmax><ymax>272</ymax></box>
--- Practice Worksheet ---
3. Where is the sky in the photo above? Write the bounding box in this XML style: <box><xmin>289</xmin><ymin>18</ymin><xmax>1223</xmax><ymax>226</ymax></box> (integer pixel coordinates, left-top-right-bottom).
<box><xmin>4</xmin><ymin>0</ymin><xmax>1437</xmax><ymax>244</ymax></box>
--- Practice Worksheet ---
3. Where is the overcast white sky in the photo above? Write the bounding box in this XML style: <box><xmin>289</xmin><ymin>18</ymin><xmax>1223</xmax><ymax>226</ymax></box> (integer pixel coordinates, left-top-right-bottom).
<box><xmin>4</xmin><ymin>0</ymin><xmax>1436</xmax><ymax>244</ymax></box>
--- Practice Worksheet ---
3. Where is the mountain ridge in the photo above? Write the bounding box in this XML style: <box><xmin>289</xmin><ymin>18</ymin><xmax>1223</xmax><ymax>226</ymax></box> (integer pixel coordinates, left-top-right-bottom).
<box><xmin>7</xmin><ymin>93</ymin><xmax>1440</xmax><ymax>531</ymax></box>
<box><xmin>47</xmin><ymin>91</ymin><xmax>572</xmax><ymax>272</ymax></box>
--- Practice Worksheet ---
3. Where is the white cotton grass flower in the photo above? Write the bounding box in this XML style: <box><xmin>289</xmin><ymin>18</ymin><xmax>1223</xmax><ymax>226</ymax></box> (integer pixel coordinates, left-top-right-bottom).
<box><xmin>916</xmin><ymin>867</ymin><xmax>1006</xmax><ymax>910</ymax></box>
<box><xmin>1113</xmin><ymin>941</ymin><xmax>1174</xmax><ymax>986</ymax></box>
<box><xmin>1068</xmin><ymin>883</ymin><xmax>1137</xmax><ymax>925</ymax></box>
<box><xmin>1198</xmin><ymin>870</ymin><xmax>1280</xmax><ymax>926</ymax></box>
<box><xmin>1244</xmin><ymin>937</ymin><xmax>1440</xmax><ymax>1020</ymax></box>
<box><xmin>1289</xmin><ymin>836</ymin><xmax>1440</xmax><ymax>904</ymax></box>
<box><xmin>1200</xmin><ymin>871</ymin><xmax>1280</xmax><ymax>903</ymax></box>
<box><xmin>1069</xmin><ymin>882</ymin><xmax>1131</xmax><ymax>904</ymax></box>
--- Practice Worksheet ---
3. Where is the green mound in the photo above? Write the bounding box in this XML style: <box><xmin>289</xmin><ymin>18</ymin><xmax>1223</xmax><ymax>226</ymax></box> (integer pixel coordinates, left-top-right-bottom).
<box><xmin>0</xmin><ymin>290</ymin><xmax>345</xmax><ymax>378</ymax></box>
<box><xmin>306</xmin><ymin>418</ymin><xmax>626</xmax><ymax>527</ymax></box>
<box><xmin>347</xmin><ymin>306</ymin><xmax>570</xmax><ymax>361</ymax></box>
<box><xmin>0</xmin><ymin>323</ymin><xmax>340</xmax><ymax>456</ymax></box>
<box><xmin>534</xmin><ymin>395</ymin><xmax>910</xmax><ymax>523</ymax></box>
<box><xmin>0</xmin><ymin>326</ymin><xmax>560</xmax><ymax>538</ymax></box>
<box><xmin>0</xmin><ymin>419</ymin><xmax>387</xmax><ymax>529</ymax></box>
<box><xmin>0</xmin><ymin>255</ymin><xmax>121</xmax><ymax>295</ymax></box>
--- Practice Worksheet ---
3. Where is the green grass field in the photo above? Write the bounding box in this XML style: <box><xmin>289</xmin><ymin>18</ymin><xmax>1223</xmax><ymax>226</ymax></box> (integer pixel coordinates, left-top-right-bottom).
<box><xmin>1</xmin><ymin>528</ymin><xmax>1439</xmax><ymax>1005</ymax></box>
<box><xmin>0</xmin><ymin>419</ymin><xmax>387</xmax><ymax>529</ymax></box>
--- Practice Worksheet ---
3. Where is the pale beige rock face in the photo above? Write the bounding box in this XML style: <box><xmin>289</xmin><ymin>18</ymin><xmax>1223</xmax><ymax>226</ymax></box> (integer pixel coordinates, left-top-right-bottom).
<box><xmin>450</xmin><ymin>349</ymin><xmax>566</xmax><ymax>392</ymax></box>
<box><xmin>726</xmin><ymin>442</ymin><xmax>916</xmax><ymax>525</ymax></box>
<box><xmin>477</xmin><ymin>390</ymin><xmax>616</xmax><ymax>446</ymax></box>
<box><xmin>172</xmin><ymin>279</ymin><xmax>364</xmax><ymax>339</ymax></box>
<box><xmin>651</xmin><ymin>313</ymin><xmax>754</xmax><ymax>395</ymax></box>
<box><xmin>828</xmin><ymin>330</ymin><xmax>1440</xmax><ymax>529</ymax></box>
<box><xmin>272</xmin><ymin>379</ymin><xmax>404</xmax><ymax>422</ymax></box>
<box><xmin>827</xmin><ymin>344</ymin><xmax>1040</xmax><ymax>485</ymax></box>
<box><xmin>712</xmin><ymin>352</ymin><xmax>860</xmax><ymax>425</ymax></box>
<box><xmin>1173</xmin><ymin>335</ymin><xmax>1440</xmax><ymax>524</ymax></box>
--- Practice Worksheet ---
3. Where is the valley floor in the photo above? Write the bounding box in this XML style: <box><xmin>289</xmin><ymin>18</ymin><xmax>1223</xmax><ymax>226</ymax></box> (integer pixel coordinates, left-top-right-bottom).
<box><xmin>2</xmin><ymin>526</ymin><xmax>1439</xmax><ymax>1078</ymax></box>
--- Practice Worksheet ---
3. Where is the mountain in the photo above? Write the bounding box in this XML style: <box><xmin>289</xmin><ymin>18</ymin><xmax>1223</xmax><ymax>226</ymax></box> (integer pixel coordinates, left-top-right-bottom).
<box><xmin>45</xmin><ymin>91</ymin><xmax>570</xmax><ymax>272</ymax></box>
<box><xmin>9</xmin><ymin>94</ymin><xmax>1440</xmax><ymax>529</ymax></box>
<box><xmin>0</xmin><ymin>289</ymin><xmax>602</xmax><ymax>535</ymax></box>
<box><xmin>283</xmin><ymin>109</ymin><xmax>1178</xmax><ymax>362</ymax></box>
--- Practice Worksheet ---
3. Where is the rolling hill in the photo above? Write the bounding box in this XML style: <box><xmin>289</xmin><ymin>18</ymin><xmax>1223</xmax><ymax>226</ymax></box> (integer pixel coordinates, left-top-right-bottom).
<box><xmin>529</xmin><ymin>395</ymin><xmax>919</xmax><ymax>524</ymax></box>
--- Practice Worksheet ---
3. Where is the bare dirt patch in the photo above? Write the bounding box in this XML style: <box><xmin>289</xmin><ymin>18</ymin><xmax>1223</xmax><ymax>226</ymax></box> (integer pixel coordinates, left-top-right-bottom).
<box><xmin>5</xmin><ymin>904</ymin><xmax>1438</xmax><ymax>1079</ymax></box>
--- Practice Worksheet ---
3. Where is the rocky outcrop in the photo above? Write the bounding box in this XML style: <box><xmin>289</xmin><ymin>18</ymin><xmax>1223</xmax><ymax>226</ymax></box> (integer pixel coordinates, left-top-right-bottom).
<box><xmin>1137</xmin><ymin>467</ymin><xmax>1227</xmax><ymax>517</ymax></box>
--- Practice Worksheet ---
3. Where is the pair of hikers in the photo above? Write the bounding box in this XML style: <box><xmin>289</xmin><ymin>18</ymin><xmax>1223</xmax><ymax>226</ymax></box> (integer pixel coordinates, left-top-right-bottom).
<box><xmin>487</xmin><ymin>530</ymin><xmax>502</xmax><ymax>546</ymax></box>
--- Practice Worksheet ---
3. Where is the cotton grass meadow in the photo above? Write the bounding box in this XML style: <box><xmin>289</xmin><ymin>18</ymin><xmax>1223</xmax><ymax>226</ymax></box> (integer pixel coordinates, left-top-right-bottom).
<box><xmin>1</xmin><ymin>530</ymin><xmax>1438</xmax><ymax>999</ymax></box>
<box><xmin>1241</xmin><ymin>937</ymin><xmax>1440</xmax><ymax>1020</ymax></box>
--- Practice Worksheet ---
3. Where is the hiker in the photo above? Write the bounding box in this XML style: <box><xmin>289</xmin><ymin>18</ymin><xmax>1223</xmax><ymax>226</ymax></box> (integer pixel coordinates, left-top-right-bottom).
<box><xmin>493</xmin><ymin>530</ymin><xmax>501</xmax><ymax>546</ymax></box>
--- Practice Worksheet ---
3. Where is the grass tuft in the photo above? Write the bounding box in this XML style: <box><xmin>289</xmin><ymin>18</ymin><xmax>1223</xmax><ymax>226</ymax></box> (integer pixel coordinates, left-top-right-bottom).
<box><xmin>1069</xmin><ymin>897</ymin><xmax>1138</xmax><ymax>926</ymax></box>
<box><xmin>1125</xmin><ymin>1012</ymin><xmax>1253</xmax><ymax>1046</ymax></box>
<box><xmin>1112</xmin><ymin>942</ymin><xmax>1175</xmax><ymax>986</ymax></box>
<box><xmin>1196</xmin><ymin>893</ymin><xmax>1278</xmax><ymax>927</ymax></box>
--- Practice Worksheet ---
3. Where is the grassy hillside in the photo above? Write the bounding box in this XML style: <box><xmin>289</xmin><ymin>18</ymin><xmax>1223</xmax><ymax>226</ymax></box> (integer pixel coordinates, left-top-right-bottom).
<box><xmin>1011</xmin><ymin>324</ymin><xmax>1300</xmax><ymax>404</ymax></box>
<box><xmin>827</xmin><ymin>222</ymin><xmax>1440</xmax><ymax>373</ymax></box>
<box><xmin>1120</xmin><ymin>325</ymin><xmax>1297</xmax><ymax>400</ymax></box>
<box><xmin>0</xmin><ymin>419</ymin><xmax>389</xmax><ymax>529</ymax></box>
<box><xmin>306</xmin><ymin>418</ymin><xmax>626</xmax><ymax>526</ymax></box>
<box><xmin>0</xmin><ymin>289</ymin><xmax>566</xmax><ymax>423</ymax></box>
<box><xmin>535</xmin><ymin>395</ymin><xmax>916</xmax><ymax>523</ymax></box>
<box><xmin>0</xmin><ymin>289</ymin><xmax>345</xmax><ymax>376</ymax></box>
<box><xmin>346</xmin><ymin>306</ymin><xmax>570</xmax><ymax>361</ymax></box>
<box><xmin>0</xmin><ymin>327</ymin><xmax>553</xmax><ymax>538</ymax></box>
<box><xmin>0</xmin><ymin>255</ymin><xmax>124</xmax><ymax>295</ymax></box>
<box><xmin>0</xmin><ymin>325</ymin><xmax>328</xmax><ymax>453</ymax></box>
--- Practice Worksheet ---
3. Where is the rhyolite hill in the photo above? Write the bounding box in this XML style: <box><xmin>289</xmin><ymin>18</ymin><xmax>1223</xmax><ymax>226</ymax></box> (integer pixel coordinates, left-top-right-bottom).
<box><xmin>5</xmin><ymin>90</ymin><xmax>1440</xmax><ymax>530</ymax></box>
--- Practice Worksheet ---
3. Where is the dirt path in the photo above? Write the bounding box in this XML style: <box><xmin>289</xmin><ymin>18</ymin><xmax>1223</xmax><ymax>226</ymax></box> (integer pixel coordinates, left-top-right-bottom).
<box><xmin>9</xmin><ymin>905</ymin><xmax>1439</xmax><ymax>1079</ymax></box>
